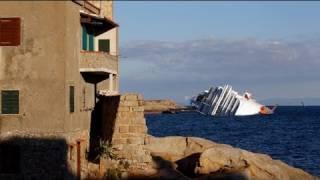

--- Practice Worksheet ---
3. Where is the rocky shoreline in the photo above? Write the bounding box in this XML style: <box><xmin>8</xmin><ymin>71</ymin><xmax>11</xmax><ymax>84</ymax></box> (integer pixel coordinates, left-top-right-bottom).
<box><xmin>91</xmin><ymin>94</ymin><xmax>317</xmax><ymax>180</ymax></box>
<box><xmin>143</xmin><ymin>99</ymin><xmax>194</xmax><ymax>114</ymax></box>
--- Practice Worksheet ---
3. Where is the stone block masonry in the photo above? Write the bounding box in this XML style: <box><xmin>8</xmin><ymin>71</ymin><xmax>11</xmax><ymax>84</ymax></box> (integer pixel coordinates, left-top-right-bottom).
<box><xmin>111</xmin><ymin>94</ymin><xmax>152</xmax><ymax>164</ymax></box>
<box><xmin>99</xmin><ymin>93</ymin><xmax>152</xmax><ymax>174</ymax></box>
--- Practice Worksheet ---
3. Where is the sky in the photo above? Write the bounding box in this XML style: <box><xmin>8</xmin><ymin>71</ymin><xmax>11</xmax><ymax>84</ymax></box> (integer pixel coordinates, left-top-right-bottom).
<box><xmin>114</xmin><ymin>1</ymin><xmax>320</xmax><ymax>104</ymax></box>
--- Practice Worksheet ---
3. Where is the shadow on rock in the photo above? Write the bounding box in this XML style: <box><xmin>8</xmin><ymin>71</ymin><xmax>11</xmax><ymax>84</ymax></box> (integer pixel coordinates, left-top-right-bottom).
<box><xmin>175</xmin><ymin>153</ymin><xmax>201</xmax><ymax>178</ymax></box>
<box><xmin>196</xmin><ymin>172</ymin><xmax>248</xmax><ymax>180</ymax></box>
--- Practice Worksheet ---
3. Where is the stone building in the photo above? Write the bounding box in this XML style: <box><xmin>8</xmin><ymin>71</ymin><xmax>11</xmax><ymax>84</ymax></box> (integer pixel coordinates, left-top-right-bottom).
<box><xmin>0</xmin><ymin>1</ymin><xmax>119</xmax><ymax>179</ymax></box>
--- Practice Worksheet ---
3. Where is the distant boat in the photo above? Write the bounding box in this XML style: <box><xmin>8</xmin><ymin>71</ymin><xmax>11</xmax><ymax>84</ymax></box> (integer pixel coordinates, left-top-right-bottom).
<box><xmin>191</xmin><ymin>85</ymin><xmax>276</xmax><ymax>116</ymax></box>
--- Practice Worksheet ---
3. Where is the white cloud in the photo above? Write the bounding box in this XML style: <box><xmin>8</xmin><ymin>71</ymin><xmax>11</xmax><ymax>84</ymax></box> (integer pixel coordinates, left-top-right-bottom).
<box><xmin>120</xmin><ymin>38</ymin><xmax>320</xmax><ymax>102</ymax></box>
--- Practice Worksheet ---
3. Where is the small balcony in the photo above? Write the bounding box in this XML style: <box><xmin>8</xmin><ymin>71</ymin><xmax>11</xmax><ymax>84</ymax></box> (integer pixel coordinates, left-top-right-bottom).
<box><xmin>79</xmin><ymin>51</ymin><xmax>118</xmax><ymax>75</ymax></box>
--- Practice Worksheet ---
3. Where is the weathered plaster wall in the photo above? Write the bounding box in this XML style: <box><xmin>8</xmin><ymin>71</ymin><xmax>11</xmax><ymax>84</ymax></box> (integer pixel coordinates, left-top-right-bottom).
<box><xmin>63</xmin><ymin>2</ymin><xmax>94</xmax><ymax>134</ymax></box>
<box><xmin>0</xmin><ymin>3</ymin><xmax>95</xmax><ymax>178</ymax></box>
<box><xmin>0</xmin><ymin>1</ymin><xmax>77</xmax><ymax>133</ymax></box>
<box><xmin>0</xmin><ymin>1</ymin><xmax>110</xmax><ymax>135</ymax></box>
<box><xmin>95</xmin><ymin>28</ymin><xmax>118</xmax><ymax>56</ymax></box>
<box><xmin>0</xmin><ymin>1</ymin><xmax>118</xmax><ymax>178</ymax></box>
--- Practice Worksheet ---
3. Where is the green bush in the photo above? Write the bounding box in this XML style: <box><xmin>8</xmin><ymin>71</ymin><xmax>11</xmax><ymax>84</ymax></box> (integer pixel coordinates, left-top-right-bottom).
<box><xmin>95</xmin><ymin>140</ymin><xmax>117</xmax><ymax>160</ymax></box>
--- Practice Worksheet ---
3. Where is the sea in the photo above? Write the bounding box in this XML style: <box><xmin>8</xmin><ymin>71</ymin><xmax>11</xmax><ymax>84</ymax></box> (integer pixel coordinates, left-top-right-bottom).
<box><xmin>145</xmin><ymin>106</ymin><xmax>320</xmax><ymax>176</ymax></box>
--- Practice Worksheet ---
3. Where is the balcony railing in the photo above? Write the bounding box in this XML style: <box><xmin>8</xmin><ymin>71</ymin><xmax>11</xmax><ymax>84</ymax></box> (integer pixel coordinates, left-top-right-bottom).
<box><xmin>79</xmin><ymin>51</ymin><xmax>118</xmax><ymax>75</ymax></box>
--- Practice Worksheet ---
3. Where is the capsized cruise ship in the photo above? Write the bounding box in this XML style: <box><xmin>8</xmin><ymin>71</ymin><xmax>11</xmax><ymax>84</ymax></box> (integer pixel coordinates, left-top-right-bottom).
<box><xmin>191</xmin><ymin>85</ymin><xmax>276</xmax><ymax>116</ymax></box>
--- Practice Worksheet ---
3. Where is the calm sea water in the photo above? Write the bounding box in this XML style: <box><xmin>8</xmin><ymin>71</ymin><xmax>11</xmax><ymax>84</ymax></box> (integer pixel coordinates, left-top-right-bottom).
<box><xmin>145</xmin><ymin>106</ymin><xmax>320</xmax><ymax>176</ymax></box>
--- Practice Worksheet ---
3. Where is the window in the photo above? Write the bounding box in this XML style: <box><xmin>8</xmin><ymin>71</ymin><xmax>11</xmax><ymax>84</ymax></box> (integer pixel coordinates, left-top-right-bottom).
<box><xmin>82</xmin><ymin>26</ymin><xmax>94</xmax><ymax>51</ymax></box>
<box><xmin>0</xmin><ymin>18</ymin><xmax>21</xmax><ymax>46</ymax></box>
<box><xmin>98</xmin><ymin>39</ymin><xmax>110</xmax><ymax>53</ymax></box>
<box><xmin>82</xmin><ymin>26</ymin><xmax>87</xmax><ymax>50</ymax></box>
<box><xmin>88</xmin><ymin>34</ymin><xmax>94</xmax><ymax>51</ymax></box>
<box><xmin>69</xmin><ymin>86</ymin><xmax>75</xmax><ymax>113</ymax></box>
<box><xmin>0</xmin><ymin>144</ymin><xmax>21</xmax><ymax>174</ymax></box>
<box><xmin>1</xmin><ymin>90</ymin><xmax>19</xmax><ymax>114</ymax></box>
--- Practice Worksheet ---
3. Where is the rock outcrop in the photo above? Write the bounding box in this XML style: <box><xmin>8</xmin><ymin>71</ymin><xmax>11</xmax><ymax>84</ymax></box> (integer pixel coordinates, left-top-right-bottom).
<box><xmin>143</xmin><ymin>100</ymin><xmax>178</xmax><ymax>113</ymax></box>
<box><xmin>196</xmin><ymin>146</ymin><xmax>315</xmax><ymax>180</ymax></box>
<box><xmin>145</xmin><ymin>136</ymin><xmax>317</xmax><ymax>180</ymax></box>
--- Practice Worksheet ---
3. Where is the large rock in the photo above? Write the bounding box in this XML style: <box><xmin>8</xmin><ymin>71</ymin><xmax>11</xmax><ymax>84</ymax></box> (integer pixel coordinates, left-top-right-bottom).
<box><xmin>146</xmin><ymin>136</ymin><xmax>231</xmax><ymax>161</ymax></box>
<box><xmin>145</xmin><ymin>136</ymin><xmax>317</xmax><ymax>180</ymax></box>
<box><xmin>146</xmin><ymin>136</ymin><xmax>187</xmax><ymax>162</ymax></box>
<box><xmin>146</xmin><ymin>136</ymin><xmax>223</xmax><ymax>178</ymax></box>
<box><xmin>196</xmin><ymin>147</ymin><xmax>316</xmax><ymax>180</ymax></box>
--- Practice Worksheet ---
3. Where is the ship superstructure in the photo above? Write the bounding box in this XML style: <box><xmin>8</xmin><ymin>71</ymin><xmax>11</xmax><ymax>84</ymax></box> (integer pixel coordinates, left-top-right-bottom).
<box><xmin>191</xmin><ymin>85</ymin><xmax>275</xmax><ymax>116</ymax></box>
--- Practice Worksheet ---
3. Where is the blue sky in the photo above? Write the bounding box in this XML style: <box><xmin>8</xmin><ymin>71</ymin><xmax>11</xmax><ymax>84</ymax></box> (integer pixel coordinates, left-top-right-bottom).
<box><xmin>114</xmin><ymin>1</ymin><xmax>320</xmax><ymax>104</ymax></box>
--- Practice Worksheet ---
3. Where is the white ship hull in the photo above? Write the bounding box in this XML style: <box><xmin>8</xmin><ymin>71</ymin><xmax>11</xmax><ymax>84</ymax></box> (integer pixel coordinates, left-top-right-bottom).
<box><xmin>191</xmin><ymin>85</ymin><xmax>275</xmax><ymax>116</ymax></box>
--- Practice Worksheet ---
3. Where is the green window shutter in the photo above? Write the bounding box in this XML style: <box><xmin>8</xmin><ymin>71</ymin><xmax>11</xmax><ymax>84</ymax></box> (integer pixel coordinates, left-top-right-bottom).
<box><xmin>69</xmin><ymin>86</ymin><xmax>75</xmax><ymax>113</ymax></box>
<box><xmin>1</xmin><ymin>90</ymin><xmax>19</xmax><ymax>114</ymax></box>
<box><xmin>98</xmin><ymin>39</ymin><xmax>110</xmax><ymax>53</ymax></box>
<box><xmin>88</xmin><ymin>34</ymin><xmax>94</xmax><ymax>51</ymax></box>
<box><xmin>82</xmin><ymin>26</ymin><xmax>87</xmax><ymax>50</ymax></box>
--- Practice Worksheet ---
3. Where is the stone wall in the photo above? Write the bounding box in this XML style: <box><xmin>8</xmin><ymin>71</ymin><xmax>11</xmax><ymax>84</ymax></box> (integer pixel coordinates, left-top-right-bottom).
<box><xmin>99</xmin><ymin>93</ymin><xmax>152</xmax><ymax>174</ymax></box>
